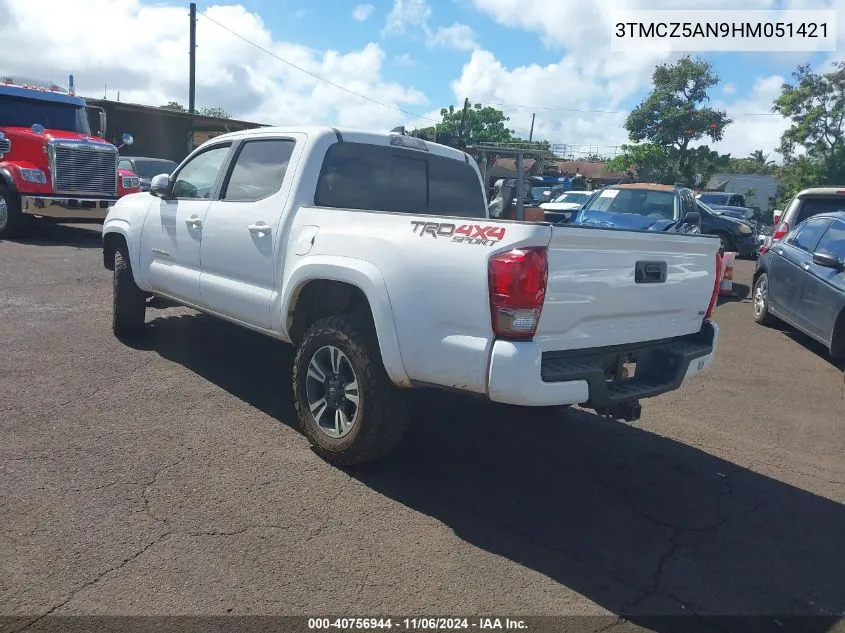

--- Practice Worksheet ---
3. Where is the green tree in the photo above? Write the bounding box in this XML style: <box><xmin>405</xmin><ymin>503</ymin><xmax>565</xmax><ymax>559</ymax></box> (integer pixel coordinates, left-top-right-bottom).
<box><xmin>773</xmin><ymin>61</ymin><xmax>845</xmax><ymax>198</ymax></box>
<box><xmin>749</xmin><ymin>149</ymin><xmax>773</xmax><ymax>166</ymax></box>
<box><xmin>606</xmin><ymin>143</ymin><xmax>677</xmax><ymax>184</ymax></box>
<box><xmin>624</xmin><ymin>56</ymin><xmax>732</xmax><ymax>185</ymax></box>
<box><xmin>411</xmin><ymin>102</ymin><xmax>517</xmax><ymax>149</ymax></box>
<box><xmin>199</xmin><ymin>106</ymin><xmax>232</xmax><ymax>119</ymax></box>
<box><xmin>159</xmin><ymin>102</ymin><xmax>232</xmax><ymax>119</ymax></box>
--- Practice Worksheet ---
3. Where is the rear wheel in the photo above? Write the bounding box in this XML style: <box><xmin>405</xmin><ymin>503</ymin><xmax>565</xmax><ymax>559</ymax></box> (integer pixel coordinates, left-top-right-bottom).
<box><xmin>752</xmin><ymin>273</ymin><xmax>777</xmax><ymax>327</ymax></box>
<box><xmin>293</xmin><ymin>314</ymin><xmax>409</xmax><ymax>466</ymax></box>
<box><xmin>0</xmin><ymin>184</ymin><xmax>26</xmax><ymax>239</ymax></box>
<box><xmin>112</xmin><ymin>247</ymin><xmax>147</xmax><ymax>338</ymax></box>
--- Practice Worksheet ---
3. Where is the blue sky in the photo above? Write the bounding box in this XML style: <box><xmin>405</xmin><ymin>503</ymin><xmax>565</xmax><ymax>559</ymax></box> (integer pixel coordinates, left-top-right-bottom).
<box><xmin>2</xmin><ymin>0</ymin><xmax>842</xmax><ymax>158</ymax></box>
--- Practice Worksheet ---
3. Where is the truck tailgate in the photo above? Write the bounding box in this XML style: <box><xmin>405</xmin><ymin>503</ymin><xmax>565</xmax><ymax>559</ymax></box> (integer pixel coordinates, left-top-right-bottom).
<box><xmin>536</xmin><ymin>226</ymin><xmax>719</xmax><ymax>352</ymax></box>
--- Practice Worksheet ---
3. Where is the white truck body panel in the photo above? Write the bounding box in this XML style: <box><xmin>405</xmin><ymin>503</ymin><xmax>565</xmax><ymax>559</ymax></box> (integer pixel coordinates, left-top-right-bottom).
<box><xmin>103</xmin><ymin>126</ymin><xmax>720</xmax><ymax>411</ymax></box>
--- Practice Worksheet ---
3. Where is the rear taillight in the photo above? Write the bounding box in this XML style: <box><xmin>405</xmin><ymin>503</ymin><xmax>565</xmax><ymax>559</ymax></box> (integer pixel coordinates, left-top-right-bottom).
<box><xmin>705</xmin><ymin>252</ymin><xmax>722</xmax><ymax>320</ymax></box>
<box><xmin>488</xmin><ymin>247</ymin><xmax>548</xmax><ymax>338</ymax></box>
<box><xmin>772</xmin><ymin>221</ymin><xmax>789</xmax><ymax>241</ymax></box>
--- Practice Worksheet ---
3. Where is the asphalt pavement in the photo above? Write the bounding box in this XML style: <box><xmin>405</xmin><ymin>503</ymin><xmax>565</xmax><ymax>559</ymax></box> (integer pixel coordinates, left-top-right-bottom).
<box><xmin>1</xmin><ymin>223</ymin><xmax>844</xmax><ymax>633</ymax></box>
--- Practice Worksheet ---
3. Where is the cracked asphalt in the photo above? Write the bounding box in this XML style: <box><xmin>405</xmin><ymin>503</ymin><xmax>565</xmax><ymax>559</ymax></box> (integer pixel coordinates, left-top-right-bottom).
<box><xmin>1</xmin><ymin>223</ymin><xmax>844</xmax><ymax>633</ymax></box>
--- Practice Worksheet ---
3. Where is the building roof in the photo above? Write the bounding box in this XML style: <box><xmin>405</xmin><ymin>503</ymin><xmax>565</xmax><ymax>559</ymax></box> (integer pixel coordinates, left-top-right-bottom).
<box><xmin>491</xmin><ymin>157</ymin><xmax>537</xmax><ymax>172</ymax></box>
<box><xmin>83</xmin><ymin>97</ymin><xmax>264</xmax><ymax>129</ymax></box>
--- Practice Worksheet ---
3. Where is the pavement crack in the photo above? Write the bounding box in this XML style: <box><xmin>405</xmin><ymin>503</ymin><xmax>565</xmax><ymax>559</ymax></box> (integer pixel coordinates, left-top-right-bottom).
<box><xmin>10</xmin><ymin>532</ymin><xmax>171</xmax><ymax>633</ymax></box>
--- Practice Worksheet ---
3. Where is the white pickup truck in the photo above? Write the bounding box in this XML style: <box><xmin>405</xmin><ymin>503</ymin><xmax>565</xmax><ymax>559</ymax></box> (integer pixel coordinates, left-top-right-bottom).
<box><xmin>102</xmin><ymin>127</ymin><xmax>721</xmax><ymax>465</ymax></box>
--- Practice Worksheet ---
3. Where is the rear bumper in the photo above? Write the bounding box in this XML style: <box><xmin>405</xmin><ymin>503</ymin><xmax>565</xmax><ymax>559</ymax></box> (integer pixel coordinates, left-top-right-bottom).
<box><xmin>487</xmin><ymin>321</ymin><xmax>719</xmax><ymax>408</ymax></box>
<box><xmin>21</xmin><ymin>195</ymin><xmax>117</xmax><ymax>220</ymax></box>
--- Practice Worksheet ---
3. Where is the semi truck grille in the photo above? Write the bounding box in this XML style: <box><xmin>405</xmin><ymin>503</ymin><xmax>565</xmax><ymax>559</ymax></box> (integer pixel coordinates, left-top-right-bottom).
<box><xmin>53</xmin><ymin>145</ymin><xmax>117</xmax><ymax>196</ymax></box>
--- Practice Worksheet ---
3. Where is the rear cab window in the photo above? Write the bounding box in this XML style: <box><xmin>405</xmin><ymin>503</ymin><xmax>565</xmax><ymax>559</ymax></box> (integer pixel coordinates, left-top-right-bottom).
<box><xmin>795</xmin><ymin>197</ymin><xmax>845</xmax><ymax>225</ymax></box>
<box><xmin>315</xmin><ymin>141</ymin><xmax>486</xmax><ymax>218</ymax></box>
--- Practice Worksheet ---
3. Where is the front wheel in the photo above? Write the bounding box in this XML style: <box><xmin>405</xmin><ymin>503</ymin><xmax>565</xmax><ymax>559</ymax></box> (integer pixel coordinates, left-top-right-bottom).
<box><xmin>112</xmin><ymin>247</ymin><xmax>147</xmax><ymax>338</ymax></box>
<box><xmin>0</xmin><ymin>185</ymin><xmax>26</xmax><ymax>239</ymax></box>
<box><xmin>293</xmin><ymin>314</ymin><xmax>409</xmax><ymax>466</ymax></box>
<box><xmin>752</xmin><ymin>272</ymin><xmax>777</xmax><ymax>327</ymax></box>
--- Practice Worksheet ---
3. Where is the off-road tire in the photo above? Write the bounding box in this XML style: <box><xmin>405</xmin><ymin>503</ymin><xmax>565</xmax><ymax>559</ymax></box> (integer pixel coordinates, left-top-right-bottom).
<box><xmin>293</xmin><ymin>314</ymin><xmax>409</xmax><ymax>466</ymax></box>
<box><xmin>0</xmin><ymin>184</ymin><xmax>26</xmax><ymax>239</ymax></box>
<box><xmin>112</xmin><ymin>247</ymin><xmax>146</xmax><ymax>338</ymax></box>
<box><xmin>752</xmin><ymin>272</ymin><xmax>777</xmax><ymax>327</ymax></box>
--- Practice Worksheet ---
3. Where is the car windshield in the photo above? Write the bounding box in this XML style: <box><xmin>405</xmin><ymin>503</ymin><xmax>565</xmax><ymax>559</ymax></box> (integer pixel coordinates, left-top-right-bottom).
<box><xmin>583</xmin><ymin>188</ymin><xmax>678</xmax><ymax>221</ymax></box>
<box><xmin>132</xmin><ymin>159</ymin><xmax>177</xmax><ymax>179</ymax></box>
<box><xmin>698</xmin><ymin>193</ymin><xmax>730</xmax><ymax>205</ymax></box>
<box><xmin>552</xmin><ymin>192</ymin><xmax>590</xmax><ymax>204</ymax></box>
<box><xmin>531</xmin><ymin>186</ymin><xmax>548</xmax><ymax>200</ymax></box>
<box><xmin>0</xmin><ymin>95</ymin><xmax>90</xmax><ymax>134</ymax></box>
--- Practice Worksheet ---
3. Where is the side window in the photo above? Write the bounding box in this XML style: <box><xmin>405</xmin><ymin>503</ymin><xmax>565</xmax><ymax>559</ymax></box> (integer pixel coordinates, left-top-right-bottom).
<box><xmin>815</xmin><ymin>220</ymin><xmax>845</xmax><ymax>258</ymax></box>
<box><xmin>118</xmin><ymin>159</ymin><xmax>133</xmax><ymax>172</ymax></box>
<box><xmin>221</xmin><ymin>139</ymin><xmax>296</xmax><ymax>202</ymax></box>
<box><xmin>791</xmin><ymin>218</ymin><xmax>831</xmax><ymax>252</ymax></box>
<box><xmin>172</xmin><ymin>144</ymin><xmax>231</xmax><ymax>199</ymax></box>
<box><xmin>315</xmin><ymin>142</ymin><xmax>485</xmax><ymax>218</ymax></box>
<box><xmin>680</xmin><ymin>190</ymin><xmax>695</xmax><ymax>218</ymax></box>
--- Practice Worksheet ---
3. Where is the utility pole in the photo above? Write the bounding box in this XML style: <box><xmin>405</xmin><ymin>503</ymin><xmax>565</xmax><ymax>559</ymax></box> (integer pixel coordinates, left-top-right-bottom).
<box><xmin>188</xmin><ymin>2</ymin><xmax>197</xmax><ymax>114</ymax></box>
<box><xmin>528</xmin><ymin>112</ymin><xmax>535</xmax><ymax>142</ymax></box>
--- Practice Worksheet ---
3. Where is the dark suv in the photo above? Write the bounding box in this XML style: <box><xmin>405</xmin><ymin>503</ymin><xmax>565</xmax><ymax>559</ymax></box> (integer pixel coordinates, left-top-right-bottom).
<box><xmin>763</xmin><ymin>187</ymin><xmax>845</xmax><ymax>254</ymax></box>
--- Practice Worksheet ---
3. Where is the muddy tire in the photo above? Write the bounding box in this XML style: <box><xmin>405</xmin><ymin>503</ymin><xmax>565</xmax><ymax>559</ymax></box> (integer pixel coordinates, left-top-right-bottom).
<box><xmin>0</xmin><ymin>184</ymin><xmax>26</xmax><ymax>239</ymax></box>
<box><xmin>293</xmin><ymin>314</ymin><xmax>409</xmax><ymax>466</ymax></box>
<box><xmin>112</xmin><ymin>247</ymin><xmax>146</xmax><ymax>338</ymax></box>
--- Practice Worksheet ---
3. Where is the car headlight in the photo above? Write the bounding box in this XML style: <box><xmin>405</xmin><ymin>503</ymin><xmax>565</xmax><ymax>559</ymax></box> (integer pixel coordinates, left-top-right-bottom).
<box><xmin>20</xmin><ymin>168</ymin><xmax>47</xmax><ymax>184</ymax></box>
<box><xmin>737</xmin><ymin>223</ymin><xmax>753</xmax><ymax>235</ymax></box>
<box><xmin>122</xmin><ymin>176</ymin><xmax>141</xmax><ymax>189</ymax></box>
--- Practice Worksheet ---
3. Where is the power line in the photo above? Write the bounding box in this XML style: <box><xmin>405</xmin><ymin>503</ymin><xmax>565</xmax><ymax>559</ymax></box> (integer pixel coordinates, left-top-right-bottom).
<box><xmin>483</xmin><ymin>101</ymin><xmax>781</xmax><ymax>117</ymax></box>
<box><xmin>196</xmin><ymin>10</ymin><xmax>439</xmax><ymax>124</ymax></box>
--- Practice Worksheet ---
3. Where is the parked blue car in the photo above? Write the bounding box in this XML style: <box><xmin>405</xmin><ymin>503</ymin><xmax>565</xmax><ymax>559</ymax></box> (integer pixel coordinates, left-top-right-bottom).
<box><xmin>753</xmin><ymin>212</ymin><xmax>845</xmax><ymax>361</ymax></box>
<box><xmin>571</xmin><ymin>184</ymin><xmax>759</xmax><ymax>255</ymax></box>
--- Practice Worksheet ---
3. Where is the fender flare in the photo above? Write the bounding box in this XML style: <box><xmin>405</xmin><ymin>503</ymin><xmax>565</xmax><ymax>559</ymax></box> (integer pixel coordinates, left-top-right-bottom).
<box><xmin>282</xmin><ymin>256</ymin><xmax>410</xmax><ymax>387</ymax></box>
<box><xmin>102</xmin><ymin>220</ymin><xmax>142</xmax><ymax>285</ymax></box>
<box><xmin>0</xmin><ymin>167</ymin><xmax>18</xmax><ymax>193</ymax></box>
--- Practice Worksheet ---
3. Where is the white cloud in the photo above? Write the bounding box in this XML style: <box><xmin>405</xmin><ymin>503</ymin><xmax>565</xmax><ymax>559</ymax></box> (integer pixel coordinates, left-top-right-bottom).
<box><xmin>394</xmin><ymin>53</ymin><xmax>417</xmax><ymax>67</ymax></box>
<box><xmin>382</xmin><ymin>0</ymin><xmax>431</xmax><ymax>35</ymax></box>
<box><xmin>352</xmin><ymin>4</ymin><xmax>374</xmax><ymax>22</ymax></box>
<box><xmin>0</xmin><ymin>0</ymin><xmax>428</xmax><ymax>133</ymax></box>
<box><xmin>383</xmin><ymin>0</ymin><xmax>479</xmax><ymax>51</ymax></box>
<box><xmin>428</xmin><ymin>23</ymin><xmax>479</xmax><ymax>51</ymax></box>
<box><xmin>710</xmin><ymin>75</ymin><xmax>790</xmax><ymax>160</ymax></box>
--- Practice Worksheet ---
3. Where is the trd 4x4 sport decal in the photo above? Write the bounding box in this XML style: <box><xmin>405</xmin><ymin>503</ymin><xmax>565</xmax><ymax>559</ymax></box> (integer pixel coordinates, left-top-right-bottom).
<box><xmin>410</xmin><ymin>221</ymin><xmax>506</xmax><ymax>246</ymax></box>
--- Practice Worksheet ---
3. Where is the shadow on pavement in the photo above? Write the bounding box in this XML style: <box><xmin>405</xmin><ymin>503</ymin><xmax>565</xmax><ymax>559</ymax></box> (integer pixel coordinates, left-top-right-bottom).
<box><xmin>780</xmin><ymin>328</ymin><xmax>845</xmax><ymax>372</ymax></box>
<box><xmin>4</xmin><ymin>221</ymin><xmax>103</xmax><ymax>248</ymax></box>
<box><xmin>135</xmin><ymin>311</ymin><xmax>845</xmax><ymax>632</ymax></box>
<box><xmin>716</xmin><ymin>282</ymin><xmax>750</xmax><ymax>305</ymax></box>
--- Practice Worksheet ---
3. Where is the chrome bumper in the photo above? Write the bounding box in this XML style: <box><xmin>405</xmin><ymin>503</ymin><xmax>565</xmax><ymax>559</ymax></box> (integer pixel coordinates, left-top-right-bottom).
<box><xmin>21</xmin><ymin>195</ymin><xmax>117</xmax><ymax>220</ymax></box>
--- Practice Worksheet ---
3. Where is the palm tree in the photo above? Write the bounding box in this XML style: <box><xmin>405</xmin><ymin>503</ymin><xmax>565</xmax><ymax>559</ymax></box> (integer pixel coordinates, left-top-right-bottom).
<box><xmin>749</xmin><ymin>149</ymin><xmax>773</xmax><ymax>166</ymax></box>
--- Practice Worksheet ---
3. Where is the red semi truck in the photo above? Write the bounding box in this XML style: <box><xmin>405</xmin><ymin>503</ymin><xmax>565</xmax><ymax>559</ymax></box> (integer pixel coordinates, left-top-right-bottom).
<box><xmin>0</xmin><ymin>77</ymin><xmax>141</xmax><ymax>238</ymax></box>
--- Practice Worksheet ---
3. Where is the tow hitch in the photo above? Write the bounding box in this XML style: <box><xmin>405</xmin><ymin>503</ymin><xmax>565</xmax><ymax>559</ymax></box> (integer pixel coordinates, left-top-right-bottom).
<box><xmin>596</xmin><ymin>400</ymin><xmax>642</xmax><ymax>422</ymax></box>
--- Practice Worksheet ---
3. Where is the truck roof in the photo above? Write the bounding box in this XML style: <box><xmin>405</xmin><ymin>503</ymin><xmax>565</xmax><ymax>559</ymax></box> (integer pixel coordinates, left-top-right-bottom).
<box><xmin>612</xmin><ymin>183</ymin><xmax>678</xmax><ymax>192</ymax></box>
<box><xmin>210</xmin><ymin>125</ymin><xmax>471</xmax><ymax>163</ymax></box>
<box><xmin>0</xmin><ymin>82</ymin><xmax>85</xmax><ymax>106</ymax></box>
<box><xmin>796</xmin><ymin>187</ymin><xmax>845</xmax><ymax>198</ymax></box>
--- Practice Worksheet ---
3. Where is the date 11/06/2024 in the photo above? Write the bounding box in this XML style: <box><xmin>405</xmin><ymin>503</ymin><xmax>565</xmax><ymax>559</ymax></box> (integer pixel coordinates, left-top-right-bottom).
<box><xmin>308</xmin><ymin>617</ymin><xmax>528</xmax><ymax>630</ymax></box>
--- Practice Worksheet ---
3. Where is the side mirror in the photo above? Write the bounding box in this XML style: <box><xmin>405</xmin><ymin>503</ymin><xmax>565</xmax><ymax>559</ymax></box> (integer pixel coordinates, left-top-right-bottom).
<box><xmin>121</xmin><ymin>133</ymin><xmax>134</xmax><ymax>146</ymax></box>
<box><xmin>812</xmin><ymin>251</ymin><xmax>844</xmax><ymax>271</ymax></box>
<box><xmin>150</xmin><ymin>173</ymin><xmax>171</xmax><ymax>198</ymax></box>
<box><xmin>683</xmin><ymin>211</ymin><xmax>701</xmax><ymax>225</ymax></box>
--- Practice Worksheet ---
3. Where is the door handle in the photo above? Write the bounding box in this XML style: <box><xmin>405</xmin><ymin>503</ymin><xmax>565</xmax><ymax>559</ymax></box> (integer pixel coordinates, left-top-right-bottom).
<box><xmin>774</xmin><ymin>249</ymin><xmax>783</xmax><ymax>255</ymax></box>
<box><xmin>802</xmin><ymin>262</ymin><xmax>810</xmax><ymax>270</ymax></box>
<box><xmin>248</xmin><ymin>223</ymin><xmax>270</xmax><ymax>236</ymax></box>
<box><xmin>185</xmin><ymin>216</ymin><xmax>202</xmax><ymax>229</ymax></box>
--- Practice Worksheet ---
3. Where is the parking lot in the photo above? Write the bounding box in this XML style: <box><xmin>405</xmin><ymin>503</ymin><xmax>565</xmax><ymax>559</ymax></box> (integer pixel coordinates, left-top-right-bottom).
<box><xmin>2</xmin><ymin>223</ymin><xmax>844</xmax><ymax>628</ymax></box>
